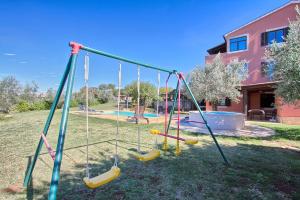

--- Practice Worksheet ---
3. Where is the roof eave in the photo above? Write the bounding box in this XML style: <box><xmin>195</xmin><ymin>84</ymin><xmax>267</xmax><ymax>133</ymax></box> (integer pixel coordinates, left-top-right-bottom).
<box><xmin>224</xmin><ymin>0</ymin><xmax>300</xmax><ymax>37</ymax></box>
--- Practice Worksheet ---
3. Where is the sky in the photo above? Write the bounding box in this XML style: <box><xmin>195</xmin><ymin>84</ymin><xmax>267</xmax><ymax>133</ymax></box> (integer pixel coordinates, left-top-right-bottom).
<box><xmin>0</xmin><ymin>0</ymin><xmax>291</xmax><ymax>92</ymax></box>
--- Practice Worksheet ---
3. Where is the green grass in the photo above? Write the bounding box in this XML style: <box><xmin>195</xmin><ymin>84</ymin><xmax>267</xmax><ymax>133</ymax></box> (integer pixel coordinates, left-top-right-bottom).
<box><xmin>69</xmin><ymin>102</ymin><xmax>116</xmax><ymax>112</ymax></box>
<box><xmin>249</xmin><ymin>121</ymin><xmax>300</xmax><ymax>141</ymax></box>
<box><xmin>90</xmin><ymin>102</ymin><xmax>117</xmax><ymax>111</ymax></box>
<box><xmin>0</xmin><ymin>113</ymin><xmax>12</xmax><ymax>121</ymax></box>
<box><xmin>0</xmin><ymin>110</ymin><xmax>300</xmax><ymax>199</ymax></box>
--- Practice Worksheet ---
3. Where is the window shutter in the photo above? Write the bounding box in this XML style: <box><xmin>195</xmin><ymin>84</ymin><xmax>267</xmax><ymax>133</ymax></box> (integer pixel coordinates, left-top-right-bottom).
<box><xmin>225</xmin><ymin>98</ymin><xmax>231</xmax><ymax>106</ymax></box>
<box><xmin>283</xmin><ymin>27</ymin><xmax>290</xmax><ymax>40</ymax></box>
<box><xmin>261</xmin><ymin>32</ymin><xmax>267</xmax><ymax>46</ymax></box>
<box><xmin>261</xmin><ymin>62</ymin><xmax>267</xmax><ymax>76</ymax></box>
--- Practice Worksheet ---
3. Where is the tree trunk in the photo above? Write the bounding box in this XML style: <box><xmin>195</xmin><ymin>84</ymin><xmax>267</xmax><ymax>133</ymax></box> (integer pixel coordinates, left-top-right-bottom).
<box><xmin>211</xmin><ymin>102</ymin><xmax>218</xmax><ymax>111</ymax></box>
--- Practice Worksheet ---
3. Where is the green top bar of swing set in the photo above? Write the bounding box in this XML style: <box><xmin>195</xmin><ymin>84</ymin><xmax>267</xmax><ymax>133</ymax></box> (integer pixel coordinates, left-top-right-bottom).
<box><xmin>77</xmin><ymin>43</ymin><xmax>176</xmax><ymax>74</ymax></box>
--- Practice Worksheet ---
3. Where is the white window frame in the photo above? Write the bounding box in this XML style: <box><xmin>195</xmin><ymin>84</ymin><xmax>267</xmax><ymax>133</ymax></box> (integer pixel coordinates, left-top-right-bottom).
<box><xmin>227</xmin><ymin>34</ymin><xmax>249</xmax><ymax>54</ymax></box>
<box><xmin>266</xmin><ymin>25</ymin><xmax>288</xmax><ymax>32</ymax></box>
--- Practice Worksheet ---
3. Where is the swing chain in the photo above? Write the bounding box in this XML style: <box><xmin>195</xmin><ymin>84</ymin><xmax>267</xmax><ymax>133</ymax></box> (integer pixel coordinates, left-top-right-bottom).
<box><xmin>155</xmin><ymin>71</ymin><xmax>160</xmax><ymax>149</ymax></box>
<box><xmin>137</xmin><ymin>65</ymin><xmax>141</xmax><ymax>153</ymax></box>
<box><xmin>84</xmin><ymin>53</ymin><xmax>90</xmax><ymax>178</ymax></box>
<box><xmin>115</xmin><ymin>62</ymin><xmax>122</xmax><ymax>166</ymax></box>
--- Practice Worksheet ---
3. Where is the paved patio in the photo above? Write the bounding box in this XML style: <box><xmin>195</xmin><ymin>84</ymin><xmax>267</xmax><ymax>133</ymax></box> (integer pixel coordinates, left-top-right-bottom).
<box><xmin>173</xmin><ymin>121</ymin><xmax>275</xmax><ymax>138</ymax></box>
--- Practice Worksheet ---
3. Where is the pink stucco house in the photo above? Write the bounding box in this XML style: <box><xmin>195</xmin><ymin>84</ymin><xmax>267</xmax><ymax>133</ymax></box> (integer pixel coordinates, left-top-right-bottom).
<box><xmin>205</xmin><ymin>0</ymin><xmax>300</xmax><ymax>124</ymax></box>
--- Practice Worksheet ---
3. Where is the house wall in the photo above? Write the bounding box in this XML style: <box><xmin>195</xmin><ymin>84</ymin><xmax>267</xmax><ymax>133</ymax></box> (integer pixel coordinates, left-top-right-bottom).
<box><xmin>204</xmin><ymin>2</ymin><xmax>300</xmax><ymax>124</ymax></box>
<box><xmin>276</xmin><ymin>98</ymin><xmax>300</xmax><ymax>124</ymax></box>
<box><xmin>206</xmin><ymin>3</ymin><xmax>299</xmax><ymax>85</ymax></box>
<box><xmin>206</xmin><ymin>98</ymin><xmax>243</xmax><ymax>113</ymax></box>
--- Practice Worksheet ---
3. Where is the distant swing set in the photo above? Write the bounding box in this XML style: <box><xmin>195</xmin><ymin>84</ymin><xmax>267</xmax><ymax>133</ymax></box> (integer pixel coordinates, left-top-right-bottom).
<box><xmin>23</xmin><ymin>42</ymin><xmax>229</xmax><ymax>200</ymax></box>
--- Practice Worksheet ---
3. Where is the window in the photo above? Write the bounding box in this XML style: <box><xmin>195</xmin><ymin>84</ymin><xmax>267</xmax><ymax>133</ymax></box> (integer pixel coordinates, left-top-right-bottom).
<box><xmin>218</xmin><ymin>98</ymin><xmax>231</xmax><ymax>106</ymax></box>
<box><xmin>261</xmin><ymin>27</ymin><xmax>289</xmax><ymax>46</ymax></box>
<box><xmin>260</xmin><ymin>93</ymin><xmax>275</xmax><ymax>108</ymax></box>
<box><xmin>261</xmin><ymin>61</ymin><xmax>275</xmax><ymax>79</ymax></box>
<box><xmin>227</xmin><ymin>60</ymin><xmax>248</xmax><ymax>79</ymax></box>
<box><xmin>239</xmin><ymin>62</ymin><xmax>248</xmax><ymax>79</ymax></box>
<box><xmin>229</xmin><ymin>36</ymin><xmax>247</xmax><ymax>52</ymax></box>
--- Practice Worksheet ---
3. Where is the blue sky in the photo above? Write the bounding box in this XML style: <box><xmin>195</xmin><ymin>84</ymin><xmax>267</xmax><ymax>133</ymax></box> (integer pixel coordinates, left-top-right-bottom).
<box><xmin>0</xmin><ymin>0</ymin><xmax>290</xmax><ymax>92</ymax></box>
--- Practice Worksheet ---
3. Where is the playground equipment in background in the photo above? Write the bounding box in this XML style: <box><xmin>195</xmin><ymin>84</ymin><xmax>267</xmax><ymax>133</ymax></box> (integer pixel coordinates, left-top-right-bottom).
<box><xmin>151</xmin><ymin>72</ymin><xmax>198</xmax><ymax>155</ymax></box>
<box><xmin>127</xmin><ymin>105</ymin><xmax>149</xmax><ymax>124</ymax></box>
<box><xmin>23</xmin><ymin>42</ymin><xmax>229</xmax><ymax>200</ymax></box>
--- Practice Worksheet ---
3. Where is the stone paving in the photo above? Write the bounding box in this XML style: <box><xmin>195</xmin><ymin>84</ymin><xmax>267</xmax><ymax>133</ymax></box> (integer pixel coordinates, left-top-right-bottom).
<box><xmin>72</xmin><ymin>111</ymin><xmax>275</xmax><ymax>138</ymax></box>
<box><xmin>173</xmin><ymin>121</ymin><xmax>275</xmax><ymax>138</ymax></box>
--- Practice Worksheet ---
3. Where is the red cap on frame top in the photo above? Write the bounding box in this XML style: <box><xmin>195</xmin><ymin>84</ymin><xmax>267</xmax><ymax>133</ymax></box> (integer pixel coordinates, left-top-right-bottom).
<box><xmin>69</xmin><ymin>42</ymin><xmax>83</xmax><ymax>54</ymax></box>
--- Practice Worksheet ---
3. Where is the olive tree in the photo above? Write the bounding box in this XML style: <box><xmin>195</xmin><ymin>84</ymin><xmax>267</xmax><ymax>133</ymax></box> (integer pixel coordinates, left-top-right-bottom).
<box><xmin>124</xmin><ymin>81</ymin><xmax>157</xmax><ymax>107</ymax></box>
<box><xmin>265</xmin><ymin>7</ymin><xmax>300</xmax><ymax>104</ymax></box>
<box><xmin>97</xmin><ymin>84</ymin><xmax>115</xmax><ymax>103</ymax></box>
<box><xmin>187</xmin><ymin>53</ymin><xmax>247</xmax><ymax>111</ymax></box>
<box><xmin>0</xmin><ymin>76</ymin><xmax>21</xmax><ymax>113</ymax></box>
<box><xmin>20</xmin><ymin>81</ymin><xmax>39</xmax><ymax>103</ymax></box>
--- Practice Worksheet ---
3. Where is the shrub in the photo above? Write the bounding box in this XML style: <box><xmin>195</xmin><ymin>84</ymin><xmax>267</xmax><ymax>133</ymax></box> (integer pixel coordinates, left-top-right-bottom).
<box><xmin>30</xmin><ymin>101</ymin><xmax>47</xmax><ymax>111</ymax></box>
<box><xmin>57</xmin><ymin>101</ymin><xmax>64</xmax><ymax>109</ymax></box>
<box><xmin>16</xmin><ymin>101</ymin><xmax>31</xmax><ymax>112</ymax></box>
<box><xmin>70</xmin><ymin>99</ymin><xmax>79</xmax><ymax>108</ymax></box>
<box><xmin>44</xmin><ymin>100</ymin><xmax>53</xmax><ymax>110</ymax></box>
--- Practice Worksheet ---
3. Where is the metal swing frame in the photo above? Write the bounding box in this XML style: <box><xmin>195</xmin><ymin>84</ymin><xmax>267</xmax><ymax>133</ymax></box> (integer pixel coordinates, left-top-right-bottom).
<box><xmin>23</xmin><ymin>41</ymin><xmax>229</xmax><ymax>200</ymax></box>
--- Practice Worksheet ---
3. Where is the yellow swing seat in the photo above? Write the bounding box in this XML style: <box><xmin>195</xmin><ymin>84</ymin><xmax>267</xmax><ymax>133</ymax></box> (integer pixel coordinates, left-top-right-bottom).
<box><xmin>83</xmin><ymin>166</ymin><xmax>121</xmax><ymax>189</ymax></box>
<box><xmin>136</xmin><ymin>149</ymin><xmax>160</xmax><ymax>162</ymax></box>
<box><xmin>184</xmin><ymin>139</ymin><xmax>198</xmax><ymax>145</ymax></box>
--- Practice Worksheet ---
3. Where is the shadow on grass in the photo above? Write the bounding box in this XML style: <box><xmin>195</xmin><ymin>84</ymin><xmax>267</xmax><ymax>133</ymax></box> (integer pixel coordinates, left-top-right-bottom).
<box><xmin>23</xmin><ymin>141</ymin><xmax>300</xmax><ymax>200</ymax></box>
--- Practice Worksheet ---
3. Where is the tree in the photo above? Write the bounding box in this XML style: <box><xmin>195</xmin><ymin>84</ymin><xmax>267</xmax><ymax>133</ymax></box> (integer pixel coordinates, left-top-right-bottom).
<box><xmin>44</xmin><ymin>88</ymin><xmax>63</xmax><ymax>109</ymax></box>
<box><xmin>97</xmin><ymin>84</ymin><xmax>115</xmax><ymax>103</ymax></box>
<box><xmin>97</xmin><ymin>90</ymin><xmax>114</xmax><ymax>104</ymax></box>
<box><xmin>187</xmin><ymin>53</ymin><xmax>247</xmax><ymax>111</ymax></box>
<box><xmin>74</xmin><ymin>87</ymin><xmax>99</xmax><ymax>105</ymax></box>
<box><xmin>20</xmin><ymin>81</ymin><xmax>39</xmax><ymax>103</ymax></box>
<box><xmin>265</xmin><ymin>7</ymin><xmax>300</xmax><ymax>104</ymax></box>
<box><xmin>0</xmin><ymin>76</ymin><xmax>21</xmax><ymax>113</ymax></box>
<box><xmin>159</xmin><ymin>87</ymin><xmax>173</xmax><ymax>94</ymax></box>
<box><xmin>45</xmin><ymin>88</ymin><xmax>56</xmax><ymax>102</ymax></box>
<box><xmin>124</xmin><ymin>81</ymin><xmax>157</xmax><ymax>107</ymax></box>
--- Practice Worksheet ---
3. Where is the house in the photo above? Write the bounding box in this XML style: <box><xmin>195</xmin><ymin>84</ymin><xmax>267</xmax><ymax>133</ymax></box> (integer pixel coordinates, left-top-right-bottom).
<box><xmin>205</xmin><ymin>0</ymin><xmax>300</xmax><ymax>124</ymax></box>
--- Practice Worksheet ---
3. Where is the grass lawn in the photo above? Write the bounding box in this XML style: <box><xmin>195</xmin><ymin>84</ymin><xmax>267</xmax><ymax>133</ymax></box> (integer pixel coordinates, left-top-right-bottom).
<box><xmin>90</xmin><ymin>102</ymin><xmax>117</xmax><ymax>111</ymax></box>
<box><xmin>249</xmin><ymin>121</ymin><xmax>300</xmax><ymax>141</ymax></box>
<box><xmin>0</xmin><ymin>110</ymin><xmax>300</xmax><ymax>199</ymax></box>
<box><xmin>70</xmin><ymin>102</ymin><xmax>117</xmax><ymax>112</ymax></box>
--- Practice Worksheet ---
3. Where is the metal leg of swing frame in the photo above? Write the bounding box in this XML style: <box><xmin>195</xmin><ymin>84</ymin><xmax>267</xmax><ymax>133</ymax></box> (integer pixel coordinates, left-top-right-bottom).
<box><xmin>23</xmin><ymin>57</ymin><xmax>72</xmax><ymax>188</ymax></box>
<box><xmin>48</xmin><ymin>53</ymin><xmax>79</xmax><ymax>200</ymax></box>
<box><xmin>180</xmin><ymin>74</ymin><xmax>229</xmax><ymax>166</ymax></box>
<box><xmin>162</xmin><ymin>81</ymin><xmax>179</xmax><ymax>151</ymax></box>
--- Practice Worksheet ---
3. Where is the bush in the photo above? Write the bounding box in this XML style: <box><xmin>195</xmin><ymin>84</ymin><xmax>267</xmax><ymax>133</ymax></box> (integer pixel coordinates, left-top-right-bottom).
<box><xmin>30</xmin><ymin>101</ymin><xmax>47</xmax><ymax>111</ymax></box>
<box><xmin>57</xmin><ymin>101</ymin><xmax>64</xmax><ymax>109</ymax></box>
<box><xmin>16</xmin><ymin>101</ymin><xmax>31</xmax><ymax>112</ymax></box>
<box><xmin>44</xmin><ymin>100</ymin><xmax>53</xmax><ymax>110</ymax></box>
<box><xmin>70</xmin><ymin>99</ymin><xmax>79</xmax><ymax>108</ymax></box>
<box><xmin>16</xmin><ymin>101</ymin><xmax>48</xmax><ymax>112</ymax></box>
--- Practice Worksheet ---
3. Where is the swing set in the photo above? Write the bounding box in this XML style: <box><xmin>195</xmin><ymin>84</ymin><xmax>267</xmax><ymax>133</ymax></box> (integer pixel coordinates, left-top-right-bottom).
<box><xmin>23</xmin><ymin>42</ymin><xmax>229</xmax><ymax>200</ymax></box>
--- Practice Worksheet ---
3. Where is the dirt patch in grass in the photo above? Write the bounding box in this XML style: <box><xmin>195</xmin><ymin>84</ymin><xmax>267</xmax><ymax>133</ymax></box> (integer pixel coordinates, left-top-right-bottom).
<box><xmin>1</xmin><ymin>184</ymin><xmax>24</xmax><ymax>194</ymax></box>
